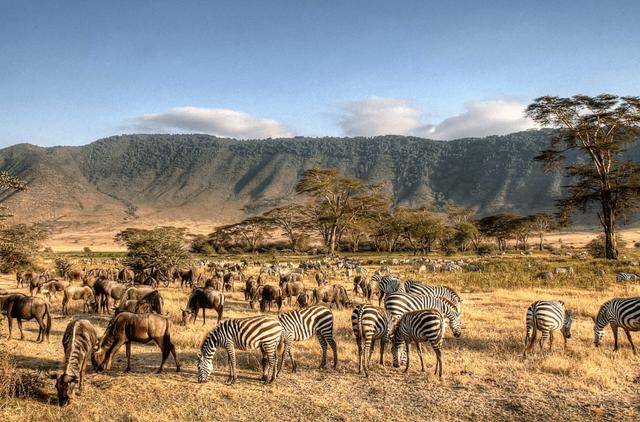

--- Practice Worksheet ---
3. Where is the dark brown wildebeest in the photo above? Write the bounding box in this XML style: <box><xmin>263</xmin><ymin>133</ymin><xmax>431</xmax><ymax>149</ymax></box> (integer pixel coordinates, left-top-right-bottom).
<box><xmin>117</xmin><ymin>268</ymin><xmax>135</xmax><ymax>284</ymax></box>
<box><xmin>181</xmin><ymin>287</ymin><xmax>225</xmax><ymax>325</ymax></box>
<box><xmin>93</xmin><ymin>279</ymin><xmax>126</xmax><ymax>314</ymax></box>
<box><xmin>41</xmin><ymin>279</ymin><xmax>71</xmax><ymax>301</ymax></box>
<box><xmin>279</xmin><ymin>272</ymin><xmax>302</xmax><ymax>287</ymax></box>
<box><xmin>296</xmin><ymin>291</ymin><xmax>314</xmax><ymax>308</ymax></box>
<box><xmin>29</xmin><ymin>274</ymin><xmax>47</xmax><ymax>296</ymax></box>
<box><xmin>256</xmin><ymin>285</ymin><xmax>283</xmax><ymax>313</ymax></box>
<box><xmin>66</xmin><ymin>269</ymin><xmax>84</xmax><ymax>283</ymax></box>
<box><xmin>115</xmin><ymin>290</ymin><xmax>164</xmax><ymax>315</ymax></box>
<box><xmin>0</xmin><ymin>293</ymin><xmax>51</xmax><ymax>341</ymax></box>
<box><xmin>315</xmin><ymin>272</ymin><xmax>326</xmax><ymax>287</ymax></box>
<box><xmin>204</xmin><ymin>277</ymin><xmax>221</xmax><ymax>290</ymax></box>
<box><xmin>173</xmin><ymin>268</ymin><xmax>198</xmax><ymax>288</ymax></box>
<box><xmin>16</xmin><ymin>271</ymin><xmax>28</xmax><ymax>288</ymax></box>
<box><xmin>50</xmin><ymin>319</ymin><xmax>99</xmax><ymax>406</ymax></box>
<box><xmin>353</xmin><ymin>275</ymin><xmax>371</xmax><ymax>299</ymax></box>
<box><xmin>62</xmin><ymin>286</ymin><xmax>98</xmax><ymax>315</ymax></box>
<box><xmin>244</xmin><ymin>276</ymin><xmax>257</xmax><ymax>301</ymax></box>
<box><xmin>313</xmin><ymin>284</ymin><xmax>352</xmax><ymax>310</ymax></box>
<box><xmin>282</xmin><ymin>281</ymin><xmax>305</xmax><ymax>306</ymax></box>
<box><xmin>92</xmin><ymin>312</ymin><xmax>180</xmax><ymax>373</ymax></box>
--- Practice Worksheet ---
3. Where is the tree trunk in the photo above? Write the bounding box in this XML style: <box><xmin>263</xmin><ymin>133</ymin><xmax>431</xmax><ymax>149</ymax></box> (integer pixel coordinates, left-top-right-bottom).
<box><xmin>538</xmin><ymin>233</ymin><xmax>544</xmax><ymax>251</ymax></box>
<box><xmin>601</xmin><ymin>197</ymin><xmax>618</xmax><ymax>259</ymax></box>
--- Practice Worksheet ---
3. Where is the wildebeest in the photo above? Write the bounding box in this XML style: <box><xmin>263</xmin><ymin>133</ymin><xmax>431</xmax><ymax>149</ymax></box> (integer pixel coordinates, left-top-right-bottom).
<box><xmin>115</xmin><ymin>290</ymin><xmax>164</xmax><ymax>315</ymax></box>
<box><xmin>29</xmin><ymin>274</ymin><xmax>47</xmax><ymax>296</ymax></box>
<box><xmin>16</xmin><ymin>271</ymin><xmax>31</xmax><ymax>288</ymax></box>
<box><xmin>244</xmin><ymin>276</ymin><xmax>258</xmax><ymax>301</ymax></box>
<box><xmin>315</xmin><ymin>272</ymin><xmax>326</xmax><ymax>286</ymax></box>
<box><xmin>313</xmin><ymin>284</ymin><xmax>352</xmax><ymax>310</ymax></box>
<box><xmin>62</xmin><ymin>286</ymin><xmax>98</xmax><ymax>315</ymax></box>
<box><xmin>50</xmin><ymin>319</ymin><xmax>99</xmax><ymax>406</ymax></box>
<box><xmin>181</xmin><ymin>287</ymin><xmax>225</xmax><ymax>325</ymax></box>
<box><xmin>353</xmin><ymin>276</ymin><xmax>371</xmax><ymax>299</ymax></box>
<box><xmin>94</xmin><ymin>279</ymin><xmax>128</xmax><ymax>314</ymax></box>
<box><xmin>296</xmin><ymin>291</ymin><xmax>314</xmax><ymax>308</ymax></box>
<box><xmin>92</xmin><ymin>312</ymin><xmax>180</xmax><ymax>373</ymax></box>
<box><xmin>282</xmin><ymin>281</ymin><xmax>305</xmax><ymax>306</ymax></box>
<box><xmin>41</xmin><ymin>279</ymin><xmax>70</xmax><ymax>301</ymax></box>
<box><xmin>117</xmin><ymin>268</ymin><xmax>135</xmax><ymax>284</ymax></box>
<box><xmin>173</xmin><ymin>268</ymin><xmax>198</xmax><ymax>288</ymax></box>
<box><xmin>122</xmin><ymin>286</ymin><xmax>156</xmax><ymax>301</ymax></box>
<box><xmin>0</xmin><ymin>293</ymin><xmax>51</xmax><ymax>342</ymax></box>
<box><xmin>65</xmin><ymin>269</ymin><xmax>84</xmax><ymax>283</ymax></box>
<box><xmin>252</xmin><ymin>285</ymin><xmax>283</xmax><ymax>313</ymax></box>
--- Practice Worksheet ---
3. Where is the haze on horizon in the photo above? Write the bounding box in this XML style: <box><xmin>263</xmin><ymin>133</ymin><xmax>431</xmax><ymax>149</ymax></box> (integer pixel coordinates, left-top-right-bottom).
<box><xmin>1</xmin><ymin>0</ymin><xmax>639</xmax><ymax>148</ymax></box>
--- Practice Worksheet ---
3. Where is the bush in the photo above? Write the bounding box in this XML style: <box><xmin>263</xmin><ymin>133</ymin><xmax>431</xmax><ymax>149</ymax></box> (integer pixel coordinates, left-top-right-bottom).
<box><xmin>115</xmin><ymin>226</ymin><xmax>189</xmax><ymax>274</ymax></box>
<box><xmin>83</xmin><ymin>246</ymin><xmax>92</xmax><ymax>253</ymax></box>
<box><xmin>476</xmin><ymin>243</ymin><xmax>496</xmax><ymax>256</ymax></box>
<box><xmin>586</xmin><ymin>234</ymin><xmax>627</xmax><ymax>258</ymax></box>
<box><xmin>0</xmin><ymin>351</ymin><xmax>41</xmax><ymax>399</ymax></box>
<box><xmin>0</xmin><ymin>224</ymin><xmax>48</xmax><ymax>272</ymax></box>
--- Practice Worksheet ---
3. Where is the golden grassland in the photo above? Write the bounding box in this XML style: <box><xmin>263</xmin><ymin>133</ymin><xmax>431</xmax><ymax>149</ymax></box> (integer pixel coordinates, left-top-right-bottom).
<box><xmin>1</xmin><ymin>253</ymin><xmax>640</xmax><ymax>421</ymax></box>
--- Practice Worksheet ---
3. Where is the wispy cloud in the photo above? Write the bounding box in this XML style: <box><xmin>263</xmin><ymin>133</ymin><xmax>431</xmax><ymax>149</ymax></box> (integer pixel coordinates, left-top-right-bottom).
<box><xmin>132</xmin><ymin>107</ymin><xmax>295</xmax><ymax>139</ymax></box>
<box><xmin>338</xmin><ymin>97</ymin><xmax>537</xmax><ymax>140</ymax></box>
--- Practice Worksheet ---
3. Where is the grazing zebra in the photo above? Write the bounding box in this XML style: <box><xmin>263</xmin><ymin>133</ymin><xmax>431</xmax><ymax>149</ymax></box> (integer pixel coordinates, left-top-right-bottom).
<box><xmin>594</xmin><ymin>297</ymin><xmax>640</xmax><ymax>354</ymax></box>
<box><xmin>523</xmin><ymin>300</ymin><xmax>573</xmax><ymax>357</ymax></box>
<box><xmin>351</xmin><ymin>304</ymin><xmax>401</xmax><ymax>377</ymax></box>
<box><xmin>384</xmin><ymin>293</ymin><xmax>462</xmax><ymax>338</ymax></box>
<box><xmin>371</xmin><ymin>273</ymin><xmax>405</xmax><ymax>306</ymax></box>
<box><xmin>403</xmin><ymin>280</ymin><xmax>462</xmax><ymax>314</ymax></box>
<box><xmin>277</xmin><ymin>305</ymin><xmax>337</xmax><ymax>373</ymax></box>
<box><xmin>390</xmin><ymin>309</ymin><xmax>446</xmax><ymax>378</ymax></box>
<box><xmin>616</xmin><ymin>272</ymin><xmax>640</xmax><ymax>282</ymax></box>
<box><xmin>197</xmin><ymin>315</ymin><xmax>284</xmax><ymax>384</ymax></box>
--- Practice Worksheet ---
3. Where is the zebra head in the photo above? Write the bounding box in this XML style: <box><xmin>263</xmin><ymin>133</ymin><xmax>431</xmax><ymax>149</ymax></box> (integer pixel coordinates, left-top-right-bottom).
<box><xmin>196</xmin><ymin>339</ymin><xmax>217</xmax><ymax>383</ymax></box>
<box><xmin>561</xmin><ymin>310</ymin><xmax>573</xmax><ymax>339</ymax></box>
<box><xmin>593</xmin><ymin>305</ymin><xmax>609</xmax><ymax>347</ymax></box>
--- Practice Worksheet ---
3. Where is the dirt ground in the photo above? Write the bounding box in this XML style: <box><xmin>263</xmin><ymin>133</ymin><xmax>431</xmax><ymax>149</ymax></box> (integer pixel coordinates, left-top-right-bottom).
<box><xmin>1</xmin><ymin>258</ymin><xmax>640</xmax><ymax>421</ymax></box>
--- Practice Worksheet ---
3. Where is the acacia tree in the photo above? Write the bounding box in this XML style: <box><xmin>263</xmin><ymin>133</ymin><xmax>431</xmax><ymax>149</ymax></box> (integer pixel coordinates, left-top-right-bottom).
<box><xmin>115</xmin><ymin>227</ymin><xmax>189</xmax><ymax>275</ymax></box>
<box><xmin>0</xmin><ymin>172</ymin><xmax>27</xmax><ymax>221</ymax></box>
<box><xmin>261</xmin><ymin>204</ymin><xmax>310</xmax><ymax>252</ymax></box>
<box><xmin>531</xmin><ymin>213</ymin><xmax>555</xmax><ymax>250</ymax></box>
<box><xmin>295</xmin><ymin>168</ymin><xmax>388</xmax><ymax>254</ymax></box>
<box><xmin>526</xmin><ymin>95</ymin><xmax>640</xmax><ymax>259</ymax></box>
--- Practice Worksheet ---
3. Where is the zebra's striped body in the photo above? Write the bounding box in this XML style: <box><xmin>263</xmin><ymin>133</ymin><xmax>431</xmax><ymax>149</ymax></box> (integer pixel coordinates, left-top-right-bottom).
<box><xmin>403</xmin><ymin>280</ymin><xmax>462</xmax><ymax>313</ymax></box>
<box><xmin>197</xmin><ymin>315</ymin><xmax>283</xmax><ymax>384</ymax></box>
<box><xmin>371</xmin><ymin>273</ymin><xmax>405</xmax><ymax>306</ymax></box>
<box><xmin>594</xmin><ymin>297</ymin><xmax>640</xmax><ymax>354</ymax></box>
<box><xmin>351</xmin><ymin>304</ymin><xmax>395</xmax><ymax>376</ymax></box>
<box><xmin>523</xmin><ymin>301</ymin><xmax>573</xmax><ymax>357</ymax></box>
<box><xmin>390</xmin><ymin>309</ymin><xmax>446</xmax><ymax>378</ymax></box>
<box><xmin>616</xmin><ymin>272</ymin><xmax>640</xmax><ymax>282</ymax></box>
<box><xmin>277</xmin><ymin>305</ymin><xmax>337</xmax><ymax>372</ymax></box>
<box><xmin>384</xmin><ymin>293</ymin><xmax>462</xmax><ymax>337</ymax></box>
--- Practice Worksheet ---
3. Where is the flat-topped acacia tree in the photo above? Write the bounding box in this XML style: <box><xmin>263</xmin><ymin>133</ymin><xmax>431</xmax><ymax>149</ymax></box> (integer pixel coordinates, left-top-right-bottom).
<box><xmin>526</xmin><ymin>95</ymin><xmax>640</xmax><ymax>259</ymax></box>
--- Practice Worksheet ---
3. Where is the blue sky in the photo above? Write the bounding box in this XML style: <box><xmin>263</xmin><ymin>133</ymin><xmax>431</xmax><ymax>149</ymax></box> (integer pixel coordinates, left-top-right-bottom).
<box><xmin>1</xmin><ymin>0</ymin><xmax>639</xmax><ymax>147</ymax></box>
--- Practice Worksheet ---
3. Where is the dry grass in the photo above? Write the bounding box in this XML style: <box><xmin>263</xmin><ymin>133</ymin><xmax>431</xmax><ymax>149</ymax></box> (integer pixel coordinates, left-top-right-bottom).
<box><xmin>1</xmin><ymin>253</ymin><xmax>640</xmax><ymax>421</ymax></box>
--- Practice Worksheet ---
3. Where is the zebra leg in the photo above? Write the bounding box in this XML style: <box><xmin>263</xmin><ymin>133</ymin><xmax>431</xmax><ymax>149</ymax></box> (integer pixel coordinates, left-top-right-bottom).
<box><xmin>269</xmin><ymin>345</ymin><xmax>278</xmax><ymax>383</ymax></box>
<box><xmin>539</xmin><ymin>330</ymin><xmax>548</xmax><ymax>354</ymax></box>
<box><xmin>379</xmin><ymin>337</ymin><xmax>386</xmax><ymax>366</ymax></box>
<box><xmin>363</xmin><ymin>337</ymin><xmax>371</xmax><ymax>377</ymax></box>
<box><xmin>226</xmin><ymin>343</ymin><xmax>237</xmax><ymax>384</ymax></box>
<box><xmin>404</xmin><ymin>341</ymin><xmax>410</xmax><ymax>373</ymax></box>
<box><xmin>434</xmin><ymin>347</ymin><xmax>443</xmax><ymax>379</ymax></box>
<box><xmin>328</xmin><ymin>335</ymin><xmax>338</xmax><ymax>369</ymax></box>
<box><xmin>317</xmin><ymin>333</ymin><xmax>328</xmax><ymax>369</ymax></box>
<box><xmin>524</xmin><ymin>324</ymin><xmax>536</xmax><ymax>357</ymax></box>
<box><xmin>549</xmin><ymin>331</ymin><xmax>554</xmax><ymax>353</ymax></box>
<box><xmin>288</xmin><ymin>336</ymin><xmax>297</xmax><ymax>373</ymax></box>
<box><xmin>624</xmin><ymin>330</ymin><xmax>637</xmax><ymax>354</ymax></box>
<box><xmin>416</xmin><ymin>342</ymin><xmax>425</xmax><ymax>372</ymax></box>
<box><xmin>612</xmin><ymin>326</ymin><xmax>619</xmax><ymax>351</ymax></box>
<box><xmin>355</xmin><ymin>334</ymin><xmax>363</xmax><ymax>374</ymax></box>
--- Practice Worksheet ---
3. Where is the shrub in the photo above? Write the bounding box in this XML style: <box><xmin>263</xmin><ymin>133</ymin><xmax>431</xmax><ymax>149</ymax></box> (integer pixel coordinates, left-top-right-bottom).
<box><xmin>83</xmin><ymin>246</ymin><xmax>92</xmax><ymax>253</ymax></box>
<box><xmin>115</xmin><ymin>226</ymin><xmax>189</xmax><ymax>274</ymax></box>
<box><xmin>586</xmin><ymin>234</ymin><xmax>627</xmax><ymax>258</ymax></box>
<box><xmin>0</xmin><ymin>350</ymin><xmax>41</xmax><ymax>399</ymax></box>
<box><xmin>0</xmin><ymin>224</ymin><xmax>48</xmax><ymax>272</ymax></box>
<box><xmin>476</xmin><ymin>243</ymin><xmax>496</xmax><ymax>256</ymax></box>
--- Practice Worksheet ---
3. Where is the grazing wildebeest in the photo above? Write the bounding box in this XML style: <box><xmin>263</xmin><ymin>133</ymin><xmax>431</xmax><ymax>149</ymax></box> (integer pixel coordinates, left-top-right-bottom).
<box><xmin>114</xmin><ymin>290</ymin><xmax>164</xmax><ymax>315</ymax></box>
<box><xmin>315</xmin><ymin>272</ymin><xmax>326</xmax><ymax>286</ymax></box>
<box><xmin>0</xmin><ymin>293</ymin><xmax>51</xmax><ymax>341</ymax></box>
<box><xmin>282</xmin><ymin>281</ymin><xmax>306</xmax><ymax>306</ymax></box>
<box><xmin>313</xmin><ymin>284</ymin><xmax>352</xmax><ymax>310</ymax></box>
<box><xmin>353</xmin><ymin>275</ymin><xmax>370</xmax><ymax>298</ymax></box>
<box><xmin>29</xmin><ymin>274</ymin><xmax>47</xmax><ymax>296</ymax></box>
<box><xmin>62</xmin><ymin>286</ymin><xmax>98</xmax><ymax>315</ymax></box>
<box><xmin>41</xmin><ymin>279</ymin><xmax>70</xmax><ymax>301</ymax></box>
<box><xmin>50</xmin><ymin>319</ymin><xmax>99</xmax><ymax>406</ymax></box>
<box><xmin>92</xmin><ymin>312</ymin><xmax>180</xmax><ymax>373</ymax></box>
<box><xmin>181</xmin><ymin>287</ymin><xmax>225</xmax><ymax>325</ymax></box>
<box><xmin>296</xmin><ymin>291</ymin><xmax>314</xmax><ymax>308</ymax></box>
<box><xmin>258</xmin><ymin>285</ymin><xmax>283</xmax><ymax>313</ymax></box>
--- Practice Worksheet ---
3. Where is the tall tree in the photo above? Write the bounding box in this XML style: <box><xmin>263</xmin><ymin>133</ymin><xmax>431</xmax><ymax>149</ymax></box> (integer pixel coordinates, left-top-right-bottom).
<box><xmin>0</xmin><ymin>172</ymin><xmax>27</xmax><ymax>221</ymax></box>
<box><xmin>295</xmin><ymin>168</ymin><xmax>389</xmax><ymax>254</ymax></box>
<box><xmin>531</xmin><ymin>213</ymin><xmax>555</xmax><ymax>251</ymax></box>
<box><xmin>526</xmin><ymin>95</ymin><xmax>640</xmax><ymax>259</ymax></box>
<box><xmin>261</xmin><ymin>204</ymin><xmax>310</xmax><ymax>252</ymax></box>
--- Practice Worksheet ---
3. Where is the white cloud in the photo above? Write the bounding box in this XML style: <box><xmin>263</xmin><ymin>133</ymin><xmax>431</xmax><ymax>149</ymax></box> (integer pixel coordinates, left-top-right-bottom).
<box><xmin>337</xmin><ymin>97</ymin><xmax>537</xmax><ymax>140</ymax></box>
<box><xmin>133</xmin><ymin>107</ymin><xmax>295</xmax><ymax>139</ymax></box>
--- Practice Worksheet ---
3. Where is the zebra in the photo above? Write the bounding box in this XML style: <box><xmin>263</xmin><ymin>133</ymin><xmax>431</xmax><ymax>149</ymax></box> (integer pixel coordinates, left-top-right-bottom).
<box><xmin>523</xmin><ymin>300</ymin><xmax>573</xmax><ymax>357</ymax></box>
<box><xmin>594</xmin><ymin>297</ymin><xmax>640</xmax><ymax>354</ymax></box>
<box><xmin>383</xmin><ymin>293</ymin><xmax>462</xmax><ymax>338</ymax></box>
<box><xmin>277</xmin><ymin>305</ymin><xmax>337</xmax><ymax>373</ymax></box>
<box><xmin>351</xmin><ymin>304</ymin><xmax>405</xmax><ymax>377</ymax></box>
<box><xmin>371</xmin><ymin>272</ymin><xmax>405</xmax><ymax>306</ymax></box>
<box><xmin>403</xmin><ymin>280</ymin><xmax>462</xmax><ymax>313</ymax></box>
<box><xmin>390</xmin><ymin>309</ymin><xmax>446</xmax><ymax>378</ymax></box>
<box><xmin>616</xmin><ymin>272</ymin><xmax>640</xmax><ymax>282</ymax></box>
<box><xmin>197</xmin><ymin>315</ymin><xmax>284</xmax><ymax>384</ymax></box>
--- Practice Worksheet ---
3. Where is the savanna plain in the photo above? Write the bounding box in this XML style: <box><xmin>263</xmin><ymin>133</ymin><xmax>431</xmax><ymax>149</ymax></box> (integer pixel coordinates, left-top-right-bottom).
<box><xmin>1</xmin><ymin>252</ymin><xmax>640</xmax><ymax>422</ymax></box>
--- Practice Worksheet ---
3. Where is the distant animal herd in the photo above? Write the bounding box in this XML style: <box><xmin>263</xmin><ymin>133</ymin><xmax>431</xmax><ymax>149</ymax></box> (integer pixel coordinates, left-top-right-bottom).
<box><xmin>0</xmin><ymin>258</ymin><xmax>639</xmax><ymax>407</ymax></box>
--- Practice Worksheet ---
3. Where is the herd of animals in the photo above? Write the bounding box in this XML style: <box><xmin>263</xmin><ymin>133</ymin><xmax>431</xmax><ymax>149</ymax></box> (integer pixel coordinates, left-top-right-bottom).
<box><xmin>0</xmin><ymin>258</ymin><xmax>639</xmax><ymax>407</ymax></box>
